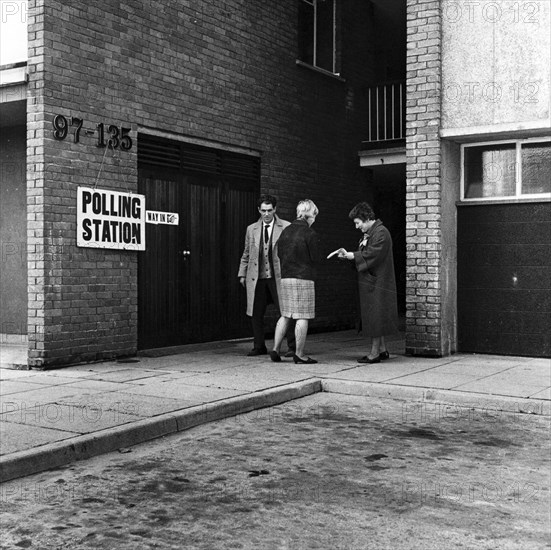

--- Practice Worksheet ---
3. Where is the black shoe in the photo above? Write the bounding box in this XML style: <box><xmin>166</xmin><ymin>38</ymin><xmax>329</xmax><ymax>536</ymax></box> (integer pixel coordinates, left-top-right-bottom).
<box><xmin>247</xmin><ymin>347</ymin><xmax>267</xmax><ymax>357</ymax></box>
<box><xmin>358</xmin><ymin>355</ymin><xmax>381</xmax><ymax>364</ymax></box>
<box><xmin>269</xmin><ymin>351</ymin><xmax>281</xmax><ymax>363</ymax></box>
<box><xmin>293</xmin><ymin>354</ymin><xmax>318</xmax><ymax>364</ymax></box>
<box><xmin>284</xmin><ymin>350</ymin><xmax>295</xmax><ymax>358</ymax></box>
<box><xmin>379</xmin><ymin>350</ymin><xmax>390</xmax><ymax>360</ymax></box>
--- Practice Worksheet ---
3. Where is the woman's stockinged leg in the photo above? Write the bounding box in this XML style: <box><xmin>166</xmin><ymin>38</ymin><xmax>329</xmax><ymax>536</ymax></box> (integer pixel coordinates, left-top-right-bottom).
<box><xmin>294</xmin><ymin>319</ymin><xmax>309</xmax><ymax>359</ymax></box>
<box><xmin>273</xmin><ymin>316</ymin><xmax>290</xmax><ymax>353</ymax></box>
<box><xmin>370</xmin><ymin>336</ymin><xmax>381</xmax><ymax>359</ymax></box>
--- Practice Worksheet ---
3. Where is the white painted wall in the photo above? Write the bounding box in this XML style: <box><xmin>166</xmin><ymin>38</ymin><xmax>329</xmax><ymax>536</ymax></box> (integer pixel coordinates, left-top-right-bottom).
<box><xmin>441</xmin><ymin>0</ymin><xmax>550</xmax><ymax>130</ymax></box>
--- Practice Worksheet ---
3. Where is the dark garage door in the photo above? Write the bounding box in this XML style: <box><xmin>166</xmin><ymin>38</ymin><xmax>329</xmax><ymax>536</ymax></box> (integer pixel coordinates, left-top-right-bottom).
<box><xmin>137</xmin><ymin>135</ymin><xmax>259</xmax><ymax>350</ymax></box>
<box><xmin>457</xmin><ymin>202</ymin><xmax>551</xmax><ymax>357</ymax></box>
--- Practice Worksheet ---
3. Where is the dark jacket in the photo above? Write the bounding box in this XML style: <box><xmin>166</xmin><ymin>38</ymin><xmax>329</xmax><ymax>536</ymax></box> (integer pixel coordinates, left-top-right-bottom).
<box><xmin>353</xmin><ymin>220</ymin><xmax>398</xmax><ymax>337</ymax></box>
<box><xmin>276</xmin><ymin>219</ymin><xmax>320</xmax><ymax>281</ymax></box>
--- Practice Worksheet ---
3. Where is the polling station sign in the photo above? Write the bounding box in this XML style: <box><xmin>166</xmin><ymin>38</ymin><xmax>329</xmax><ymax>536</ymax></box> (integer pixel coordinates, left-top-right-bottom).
<box><xmin>77</xmin><ymin>187</ymin><xmax>146</xmax><ymax>250</ymax></box>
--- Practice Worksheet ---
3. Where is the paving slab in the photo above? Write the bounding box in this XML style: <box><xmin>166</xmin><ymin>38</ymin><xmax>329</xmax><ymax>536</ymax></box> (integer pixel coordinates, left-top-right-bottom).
<box><xmin>383</xmin><ymin>371</ymin><xmax>480</xmax><ymax>390</ymax></box>
<box><xmin>1</xmin><ymin>386</ymin><xmax>106</xmax><ymax>408</ymax></box>
<box><xmin>0</xmin><ymin>422</ymin><xmax>74</xmax><ymax>455</ymax></box>
<box><xmin>0</xmin><ymin>403</ymin><xmax>142</xmax><ymax>435</ymax></box>
<box><xmin>530</xmin><ymin>387</ymin><xmax>551</xmax><ymax>400</ymax></box>
<box><xmin>452</xmin><ymin>379</ymin><xmax>549</xmax><ymax>398</ymax></box>
<box><xmin>447</xmin><ymin>354</ymin><xmax>534</xmax><ymax>365</ymax></box>
<box><xmin>135</xmin><ymin>355</ymin><xmax>253</xmax><ymax>372</ymax></box>
<box><xmin>427</xmin><ymin>361</ymin><xmax>520</xmax><ymax>376</ymax></box>
<box><xmin>180</xmin><ymin>367</ymin><xmax>313</xmax><ymax>392</ymax></box>
<box><xmin>0</xmin><ymin>344</ymin><xmax>27</xmax><ymax>369</ymax></box>
<box><xmin>2</xmin><ymin>374</ymin><xmax>89</xmax><ymax>386</ymax></box>
<box><xmin>522</xmin><ymin>358</ymin><xmax>551</xmax><ymax>369</ymax></box>
<box><xmin>0</xmin><ymin>369</ymin><xmax>35</xmax><ymax>380</ymax></box>
<box><xmin>83</xmin><ymin>368</ymin><xmax>170</xmax><ymax>383</ymax></box>
<box><xmin>1</xmin><ymin>379</ymin><xmax>52</xmax><ymax>395</ymax></box>
<box><xmin>117</xmin><ymin>380</ymin><xmax>246</xmax><ymax>401</ymax></box>
<box><xmin>54</xmin><ymin>391</ymin><xmax>192</xmax><ymax>417</ymax></box>
<box><xmin>59</xmin><ymin>379</ymin><xmax>141</xmax><ymax>392</ymax></box>
<box><xmin>325</xmin><ymin>363</ymin><xmax>440</xmax><ymax>383</ymax></box>
<box><xmin>494</xmin><ymin>364</ymin><xmax>551</xmax><ymax>379</ymax></box>
<box><xmin>126</xmin><ymin>371</ymin><xmax>205</xmax><ymax>384</ymax></box>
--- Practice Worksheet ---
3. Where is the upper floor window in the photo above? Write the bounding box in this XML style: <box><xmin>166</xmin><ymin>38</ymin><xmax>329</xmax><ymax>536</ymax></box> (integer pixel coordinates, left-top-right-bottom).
<box><xmin>461</xmin><ymin>138</ymin><xmax>550</xmax><ymax>201</ymax></box>
<box><xmin>298</xmin><ymin>0</ymin><xmax>337</xmax><ymax>75</ymax></box>
<box><xmin>0</xmin><ymin>0</ymin><xmax>27</xmax><ymax>66</ymax></box>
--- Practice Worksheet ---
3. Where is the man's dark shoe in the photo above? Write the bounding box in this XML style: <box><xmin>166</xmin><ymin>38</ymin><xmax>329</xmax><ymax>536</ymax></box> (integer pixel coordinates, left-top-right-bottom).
<box><xmin>284</xmin><ymin>350</ymin><xmax>295</xmax><ymax>358</ymax></box>
<box><xmin>247</xmin><ymin>347</ymin><xmax>268</xmax><ymax>356</ymax></box>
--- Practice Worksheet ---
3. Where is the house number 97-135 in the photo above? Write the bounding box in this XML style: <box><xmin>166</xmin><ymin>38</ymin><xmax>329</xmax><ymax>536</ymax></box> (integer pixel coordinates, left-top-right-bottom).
<box><xmin>52</xmin><ymin>114</ymin><xmax>133</xmax><ymax>151</ymax></box>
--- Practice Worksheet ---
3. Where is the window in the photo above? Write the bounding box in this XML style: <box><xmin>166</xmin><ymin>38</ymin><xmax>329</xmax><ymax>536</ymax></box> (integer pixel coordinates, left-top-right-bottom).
<box><xmin>298</xmin><ymin>0</ymin><xmax>337</xmax><ymax>75</ymax></box>
<box><xmin>0</xmin><ymin>0</ymin><xmax>27</xmax><ymax>66</ymax></box>
<box><xmin>461</xmin><ymin>139</ymin><xmax>551</xmax><ymax>201</ymax></box>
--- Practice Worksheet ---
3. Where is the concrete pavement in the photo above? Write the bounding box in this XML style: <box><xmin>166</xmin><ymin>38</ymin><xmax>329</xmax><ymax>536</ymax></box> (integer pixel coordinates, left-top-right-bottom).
<box><xmin>1</xmin><ymin>330</ymin><xmax>549</xmax><ymax>482</ymax></box>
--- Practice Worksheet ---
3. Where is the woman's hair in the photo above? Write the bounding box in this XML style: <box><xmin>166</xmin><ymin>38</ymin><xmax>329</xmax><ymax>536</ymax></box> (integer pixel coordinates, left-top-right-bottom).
<box><xmin>348</xmin><ymin>202</ymin><xmax>375</xmax><ymax>222</ymax></box>
<box><xmin>296</xmin><ymin>199</ymin><xmax>319</xmax><ymax>220</ymax></box>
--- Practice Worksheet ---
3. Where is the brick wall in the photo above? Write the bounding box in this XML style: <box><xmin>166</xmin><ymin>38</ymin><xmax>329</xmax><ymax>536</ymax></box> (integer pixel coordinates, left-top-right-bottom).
<box><xmin>27</xmin><ymin>0</ymin><xmax>376</xmax><ymax>366</ymax></box>
<box><xmin>405</xmin><ymin>0</ymin><xmax>452</xmax><ymax>356</ymax></box>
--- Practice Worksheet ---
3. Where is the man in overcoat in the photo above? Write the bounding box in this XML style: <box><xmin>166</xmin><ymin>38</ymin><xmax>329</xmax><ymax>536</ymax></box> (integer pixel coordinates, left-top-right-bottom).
<box><xmin>238</xmin><ymin>195</ymin><xmax>295</xmax><ymax>356</ymax></box>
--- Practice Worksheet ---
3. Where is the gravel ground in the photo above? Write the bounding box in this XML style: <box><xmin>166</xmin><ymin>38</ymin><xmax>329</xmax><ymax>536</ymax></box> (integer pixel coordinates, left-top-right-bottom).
<box><xmin>1</xmin><ymin>393</ymin><xmax>549</xmax><ymax>550</ymax></box>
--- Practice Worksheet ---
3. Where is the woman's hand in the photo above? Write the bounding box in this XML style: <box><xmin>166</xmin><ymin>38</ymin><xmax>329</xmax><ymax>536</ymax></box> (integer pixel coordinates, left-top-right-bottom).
<box><xmin>337</xmin><ymin>248</ymin><xmax>353</xmax><ymax>261</ymax></box>
<box><xmin>328</xmin><ymin>248</ymin><xmax>354</xmax><ymax>261</ymax></box>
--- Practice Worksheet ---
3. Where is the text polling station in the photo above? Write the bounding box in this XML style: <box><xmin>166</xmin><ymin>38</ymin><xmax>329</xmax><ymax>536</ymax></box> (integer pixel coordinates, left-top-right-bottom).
<box><xmin>77</xmin><ymin>187</ymin><xmax>146</xmax><ymax>250</ymax></box>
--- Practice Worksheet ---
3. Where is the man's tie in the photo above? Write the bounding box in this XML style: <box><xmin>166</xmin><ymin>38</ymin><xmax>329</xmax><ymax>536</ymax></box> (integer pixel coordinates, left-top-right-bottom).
<box><xmin>264</xmin><ymin>224</ymin><xmax>269</xmax><ymax>244</ymax></box>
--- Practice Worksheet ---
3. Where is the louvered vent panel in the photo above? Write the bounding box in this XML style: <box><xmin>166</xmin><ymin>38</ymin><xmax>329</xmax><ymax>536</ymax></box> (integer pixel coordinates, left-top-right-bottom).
<box><xmin>138</xmin><ymin>135</ymin><xmax>180</xmax><ymax>168</ymax></box>
<box><xmin>222</xmin><ymin>153</ymin><xmax>260</xmax><ymax>183</ymax></box>
<box><xmin>139</xmin><ymin>134</ymin><xmax>259</xmax><ymax>183</ymax></box>
<box><xmin>182</xmin><ymin>145</ymin><xmax>221</xmax><ymax>175</ymax></box>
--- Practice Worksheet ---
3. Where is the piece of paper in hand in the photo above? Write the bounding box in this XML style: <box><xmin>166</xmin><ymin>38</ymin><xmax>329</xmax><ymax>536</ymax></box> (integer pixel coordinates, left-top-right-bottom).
<box><xmin>327</xmin><ymin>249</ymin><xmax>344</xmax><ymax>259</ymax></box>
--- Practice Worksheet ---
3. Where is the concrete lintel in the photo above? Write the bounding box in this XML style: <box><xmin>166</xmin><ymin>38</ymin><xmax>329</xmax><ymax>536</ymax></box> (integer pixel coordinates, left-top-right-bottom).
<box><xmin>0</xmin><ymin>83</ymin><xmax>26</xmax><ymax>103</ymax></box>
<box><xmin>440</xmin><ymin>120</ymin><xmax>551</xmax><ymax>142</ymax></box>
<box><xmin>0</xmin><ymin>67</ymin><xmax>28</xmax><ymax>90</ymax></box>
<box><xmin>359</xmin><ymin>148</ymin><xmax>406</xmax><ymax>167</ymax></box>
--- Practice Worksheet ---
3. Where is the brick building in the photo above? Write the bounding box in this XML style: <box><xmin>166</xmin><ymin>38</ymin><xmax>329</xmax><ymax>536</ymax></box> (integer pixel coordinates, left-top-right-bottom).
<box><xmin>0</xmin><ymin>0</ymin><xmax>549</xmax><ymax>367</ymax></box>
<box><xmin>404</xmin><ymin>0</ymin><xmax>550</xmax><ymax>357</ymax></box>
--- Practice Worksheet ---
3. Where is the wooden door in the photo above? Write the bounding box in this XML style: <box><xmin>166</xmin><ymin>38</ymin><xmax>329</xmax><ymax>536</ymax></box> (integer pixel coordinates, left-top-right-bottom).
<box><xmin>138</xmin><ymin>168</ymin><xmax>186</xmax><ymax>349</ymax></box>
<box><xmin>181</xmin><ymin>173</ymin><xmax>224</xmax><ymax>342</ymax></box>
<box><xmin>138</xmin><ymin>136</ymin><xmax>258</xmax><ymax>349</ymax></box>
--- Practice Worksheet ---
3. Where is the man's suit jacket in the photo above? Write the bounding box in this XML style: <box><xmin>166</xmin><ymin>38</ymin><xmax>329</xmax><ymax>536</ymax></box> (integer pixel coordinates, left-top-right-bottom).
<box><xmin>238</xmin><ymin>215</ymin><xmax>290</xmax><ymax>317</ymax></box>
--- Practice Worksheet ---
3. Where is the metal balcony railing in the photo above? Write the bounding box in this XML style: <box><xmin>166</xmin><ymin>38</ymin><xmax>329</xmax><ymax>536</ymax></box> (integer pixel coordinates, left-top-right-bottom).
<box><xmin>364</xmin><ymin>80</ymin><xmax>405</xmax><ymax>146</ymax></box>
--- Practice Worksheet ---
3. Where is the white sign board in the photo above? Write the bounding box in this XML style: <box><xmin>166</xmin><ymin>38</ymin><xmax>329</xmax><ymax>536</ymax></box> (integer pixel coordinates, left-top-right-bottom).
<box><xmin>146</xmin><ymin>210</ymin><xmax>179</xmax><ymax>225</ymax></box>
<box><xmin>77</xmin><ymin>187</ymin><xmax>146</xmax><ymax>250</ymax></box>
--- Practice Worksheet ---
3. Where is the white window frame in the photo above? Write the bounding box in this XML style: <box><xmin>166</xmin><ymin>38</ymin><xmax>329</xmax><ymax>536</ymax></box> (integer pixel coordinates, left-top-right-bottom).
<box><xmin>460</xmin><ymin>137</ymin><xmax>551</xmax><ymax>203</ymax></box>
<box><xmin>298</xmin><ymin>0</ymin><xmax>338</xmax><ymax>76</ymax></box>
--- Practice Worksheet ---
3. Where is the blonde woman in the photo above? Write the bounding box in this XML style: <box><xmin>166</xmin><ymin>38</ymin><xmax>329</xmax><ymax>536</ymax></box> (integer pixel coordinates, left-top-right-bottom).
<box><xmin>270</xmin><ymin>200</ymin><xmax>321</xmax><ymax>364</ymax></box>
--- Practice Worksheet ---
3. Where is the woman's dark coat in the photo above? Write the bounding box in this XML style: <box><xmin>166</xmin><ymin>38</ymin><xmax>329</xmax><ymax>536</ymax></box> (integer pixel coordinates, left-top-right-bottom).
<box><xmin>276</xmin><ymin>219</ymin><xmax>320</xmax><ymax>281</ymax></box>
<box><xmin>353</xmin><ymin>220</ymin><xmax>398</xmax><ymax>337</ymax></box>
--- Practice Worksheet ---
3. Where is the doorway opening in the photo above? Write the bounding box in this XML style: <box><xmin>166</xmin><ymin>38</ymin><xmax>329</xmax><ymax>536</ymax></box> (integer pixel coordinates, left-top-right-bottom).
<box><xmin>366</xmin><ymin>163</ymin><xmax>406</xmax><ymax>318</ymax></box>
<box><xmin>137</xmin><ymin>134</ymin><xmax>259</xmax><ymax>349</ymax></box>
